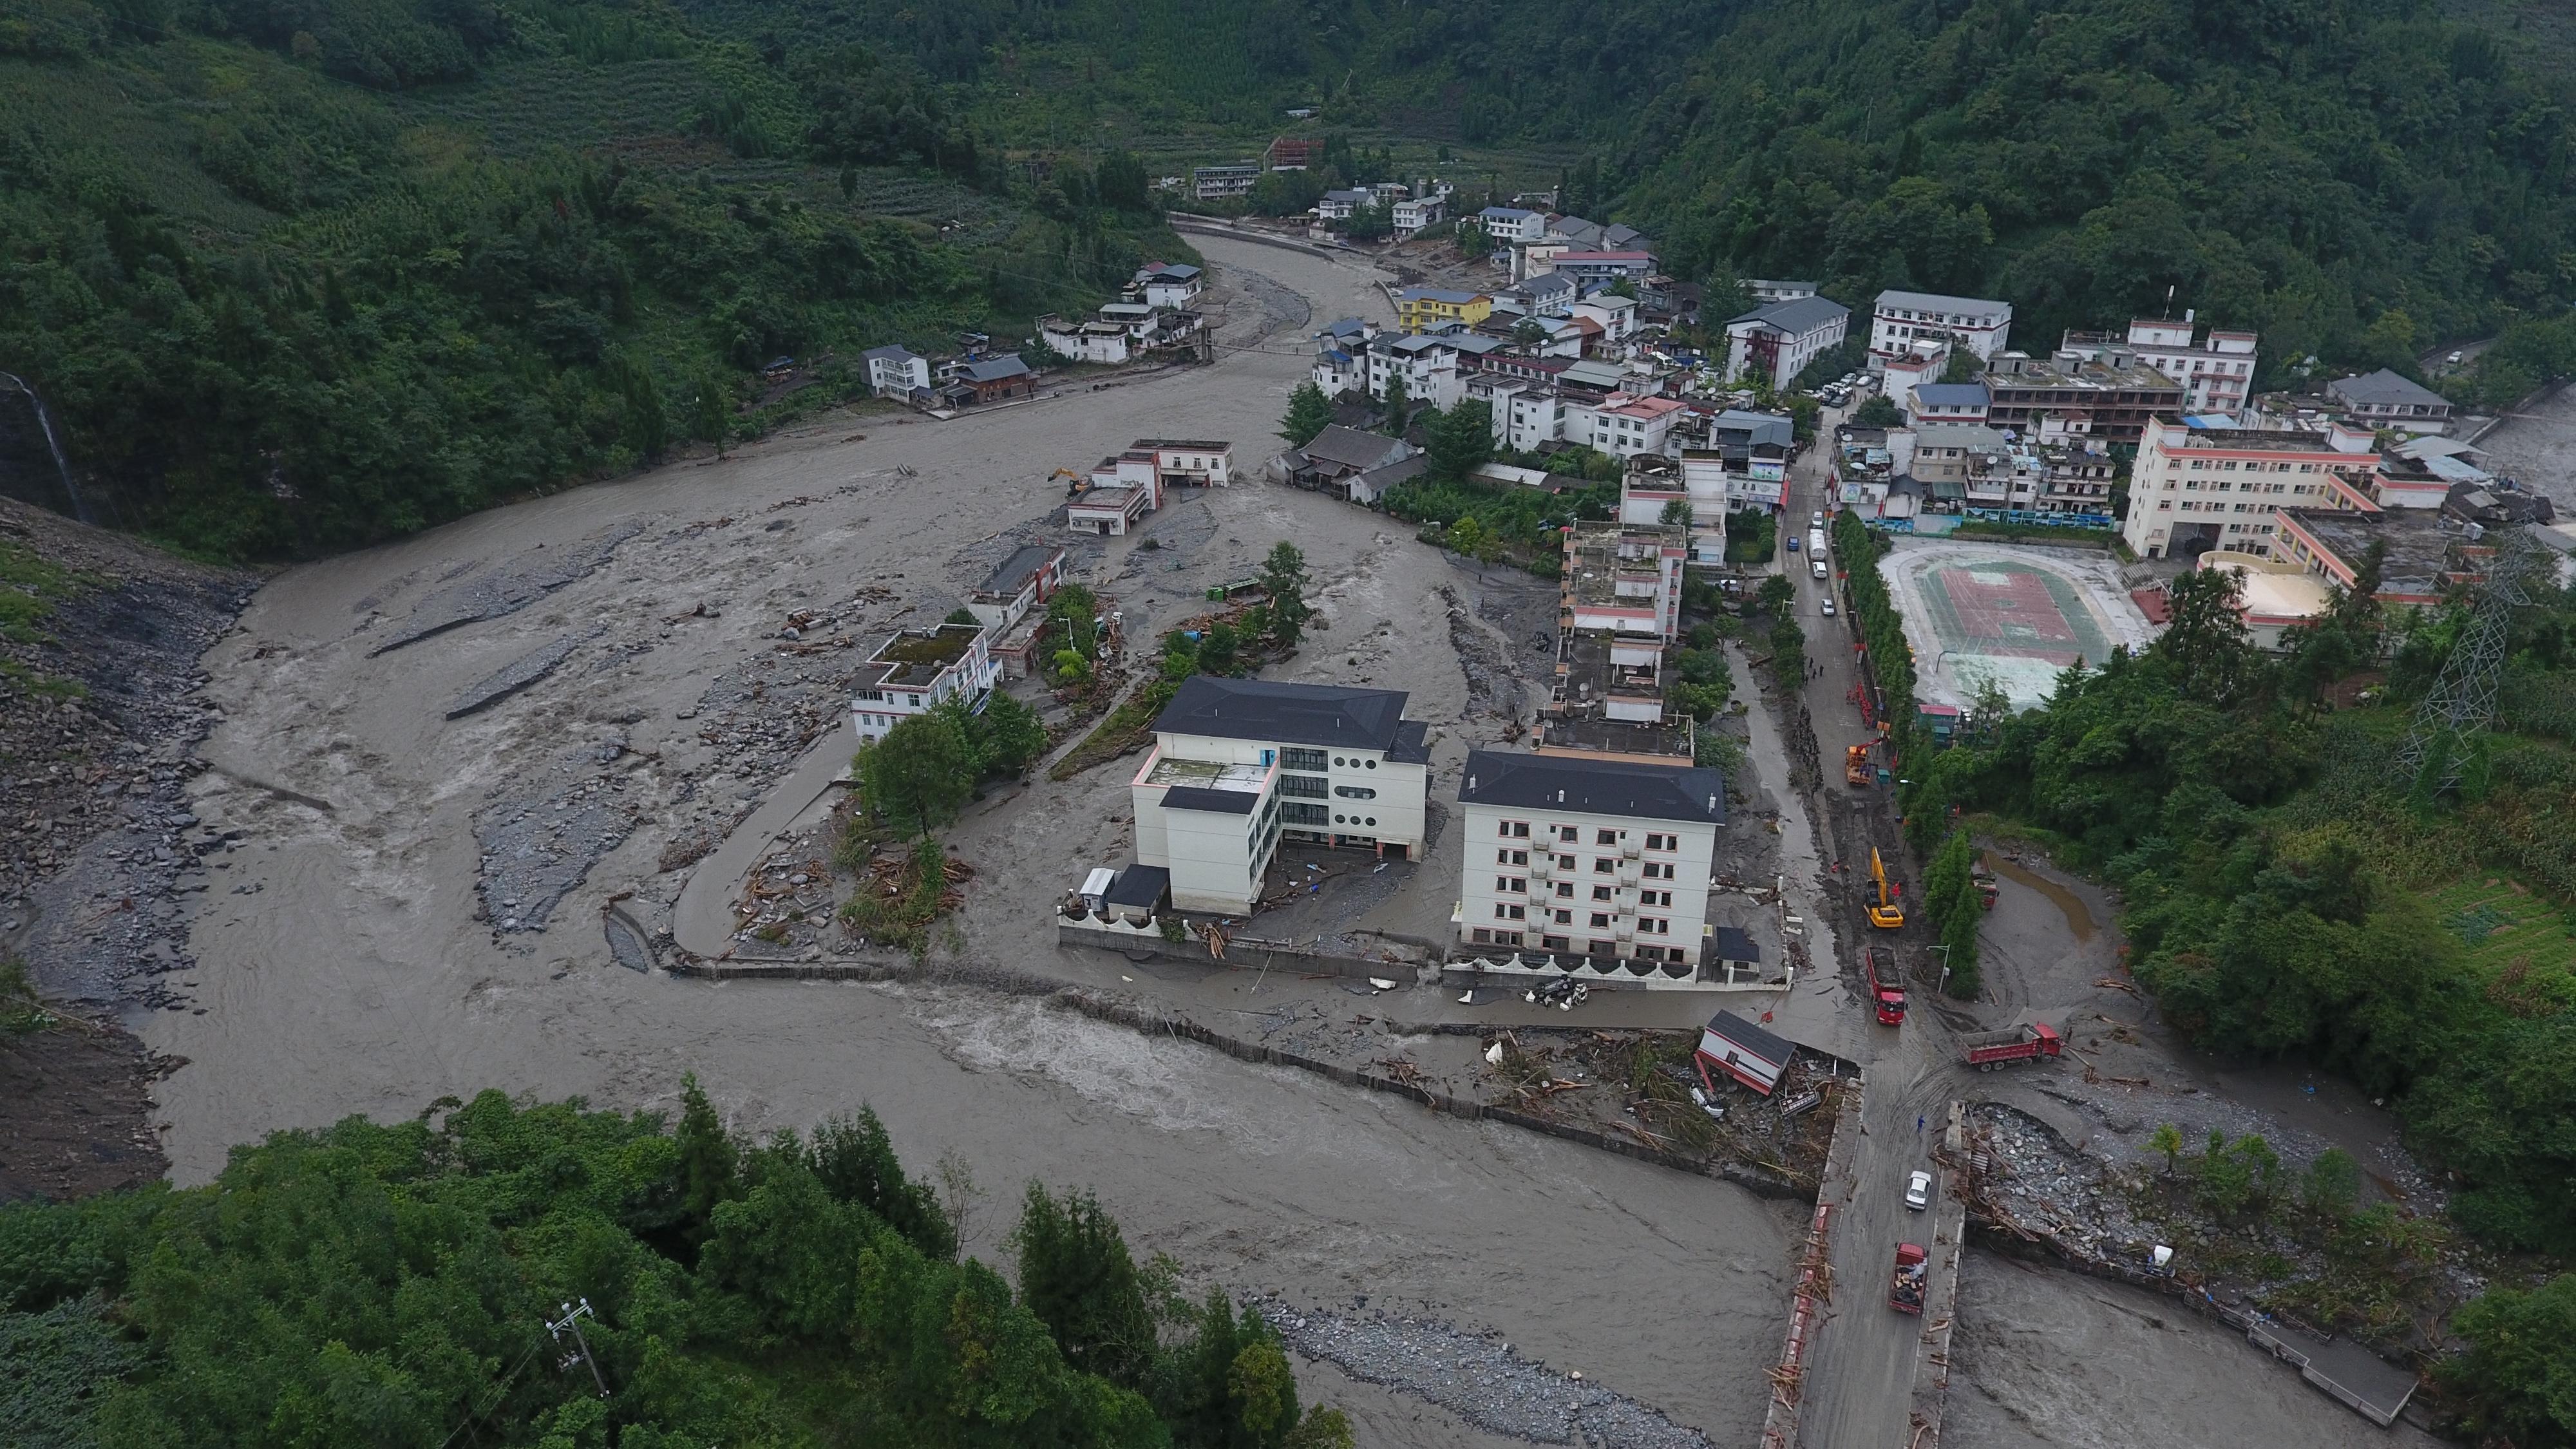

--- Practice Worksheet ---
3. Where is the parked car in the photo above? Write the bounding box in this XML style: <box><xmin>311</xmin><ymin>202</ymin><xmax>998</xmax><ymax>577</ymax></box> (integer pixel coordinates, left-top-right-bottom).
<box><xmin>1905</xmin><ymin>1170</ymin><xmax>1932</xmax><ymax>1210</ymax></box>
<box><xmin>1821</xmin><ymin>599</ymin><xmax>1837</xmax><ymax>617</ymax></box>
<box><xmin>1810</xmin><ymin>510</ymin><xmax>1825</xmax><ymax>528</ymax></box>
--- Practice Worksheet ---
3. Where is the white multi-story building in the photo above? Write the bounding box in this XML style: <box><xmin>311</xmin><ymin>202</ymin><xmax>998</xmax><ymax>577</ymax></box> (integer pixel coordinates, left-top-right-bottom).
<box><xmin>1128</xmin><ymin>678</ymin><xmax>1433</xmax><ymax>913</ymax></box>
<box><xmin>1456</xmin><ymin>748</ymin><xmax>1725</xmax><ymax>969</ymax></box>
<box><xmin>1567</xmin><ymin>294</ymin><xmax>1641</xmax><ymax>350</ymax></box>
<box><xmin>1391</xmin><ymin>194</ymin><xmax>1445</xmax><ymax>238</ymax></box>
<box><xmin>1561</xmin><ymin>520</ymin><xmax>1687</xmax><ymax>642</ymax></box>
<box><xmin>1584</xmin><ymin>395</ymin><xmax>1685</xmax><ymax>458</ymax></box>
<box><xmin>1723</xmin><ymin>296</ymin><xmax>1852</xmax><ymax>391</ymax></box>
<box><xmin>1193</xmin><ymin>164</ymin><xmax>1258</xmax><ymax>200</ymax></box>
<box><xmin>2123</xmin><ymin>419</ymin><xmax>2382</xmax><ymax>560</ymax></box>
<box><xmin>1364</xmin><ymin>334</ymin><xmax>1465</xmax><ymax>410</ymax></box>
<box><xmin>2062</xmin><ymin>313</ymin><xmax>2257</xmax><ymax>416</ymax></box>
<box><xmin>1132</xmin><ymin>263</ymin><xmax>1204</xmax><ymax>308</ymax></box>
<box><xmin>850</xmin><ymin>621</ymin><xmax>999</xmax><ymax>744</ymax></box>
<box><xmin>862</xmin><ymin>345</ymin><xmax>931</xmax><ymax>399</ymax></box>
<box><xmin>1475</xmin><ymin>207</ymin><xmax>1549</xmax><ymax>245</ymax></box>
<box><xmin>1870</xmin><ymin>290</ymin><xmax>2013</xmax><ymax>366</ymax></box>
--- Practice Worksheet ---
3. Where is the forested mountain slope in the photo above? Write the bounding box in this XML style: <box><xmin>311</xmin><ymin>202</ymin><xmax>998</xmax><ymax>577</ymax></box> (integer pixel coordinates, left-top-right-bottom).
<box><xmin>686</xmin><ymin>0</ymin><xmax>2573</xmax><ymax>384</ymax></box>
<box><xmin>0</xmin><ymin>0</ymin><xmax>1182</xmax><ymax>557</ymax></box>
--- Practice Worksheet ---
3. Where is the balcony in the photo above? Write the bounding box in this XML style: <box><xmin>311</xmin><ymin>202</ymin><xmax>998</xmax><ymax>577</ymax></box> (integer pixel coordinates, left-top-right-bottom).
<box><xmin>1620</xmin><ymin>841</ymin><xmax>1642</xmax><ymax>861</ymax></box>
<box><xmin>1616</xmin><ymin>863</ymin><xmax>1640</xmax><ymax>887</ymax></box>
<box><xmin>1530</xmin><ymin>858</ymin><xmax>1555</xmax><ymax>882</ymax></box>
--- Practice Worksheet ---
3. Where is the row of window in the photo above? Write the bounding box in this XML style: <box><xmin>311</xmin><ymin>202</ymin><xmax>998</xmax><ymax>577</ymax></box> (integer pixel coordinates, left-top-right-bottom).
<box><xmin>1463</xmin><ymin>929</ymin><xmax>1690</xmax><ymax>964</ymax></box>
<box><xmin>1493</xmin><ymin>822</ymin><xmax>1682</xmax><ymax>850</ymax></box>
<box><xmin>1490</xmin><ymin>904</ymin><xmax>1675</xmax><ymax>933</ymax></box>
<box><xmin>1493</xmin><ymin>847</ymin><xmax>1680</xmax><ymax>878</ymax></box>
<box><xmin>1491</xmin><ymin>878</ymin><xmax>1677</xmax><ymax>907</ymax></box>
<box><xmin>2168</xmin><ymin>457</ymin><xmax>2324</xmax><ymax>472</ymax></box>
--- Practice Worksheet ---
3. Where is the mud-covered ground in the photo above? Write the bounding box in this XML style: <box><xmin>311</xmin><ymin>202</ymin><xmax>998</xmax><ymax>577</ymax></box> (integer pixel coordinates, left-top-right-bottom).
<box><xmin>1</xmin><ymin>495</ymin><xmax>254</xmax><ymax>1197</ymax></box>
<box><xmin>78</xmin><ymin>236</ymin><xmax>2470</xmax><ymax>1446</ymax></box>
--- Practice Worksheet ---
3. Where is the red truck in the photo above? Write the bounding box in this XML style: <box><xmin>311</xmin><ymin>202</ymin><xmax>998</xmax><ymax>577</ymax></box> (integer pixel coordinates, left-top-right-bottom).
<box><xmin>1960</xmin><ymin>1021</ymin><xmax>2062</xmax><ymax>1071</ymax></box>
<box><xmin>1888</xmin><ymin>1243</ymin><xmax>1927</xmax><ymax>1314</ymax></box>
<box><xmin>1865</xmin><ymin>947</ymin><xmax>1906</xmax><ymax>1026</ymax></box>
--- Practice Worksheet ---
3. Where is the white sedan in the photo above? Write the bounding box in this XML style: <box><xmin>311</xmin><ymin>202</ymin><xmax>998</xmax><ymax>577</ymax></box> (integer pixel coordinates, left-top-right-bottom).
<box><xmin>1906</xmin><ymin>1170</ymin><xmax>1933</xmax><ymax>1210</ymax></box>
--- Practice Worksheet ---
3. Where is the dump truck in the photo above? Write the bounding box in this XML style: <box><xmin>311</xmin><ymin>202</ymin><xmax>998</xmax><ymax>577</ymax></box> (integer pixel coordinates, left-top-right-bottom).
<box><xmin>1889</xmin><ymin>1243</ymin><xmax>1928</xmax><ymax>1314</ymax></box>
<box><xmin>1868</xmin><ymin>847</ymin><xmax>1904</xmax><ymax>929</ymax></box>
<box><xmin>1845</xmin><ymin>743</ymin><xmax>1874</xmax><ymax>787</ymax></box>
<box><xmin>1865</xmin><ymin>947</ymin><xmax>1906</xmax><ymax>1025</ymax></box>
<box><xmin>1960</xmin><ymin>1021</ymin><xmax>2063</xmax><ymax>1071</ymax></box>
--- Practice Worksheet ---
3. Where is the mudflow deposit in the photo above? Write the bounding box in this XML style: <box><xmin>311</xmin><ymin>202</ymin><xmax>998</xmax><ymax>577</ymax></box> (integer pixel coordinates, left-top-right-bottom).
<box><xmin>12</xmin><ymin>236</ymin><xmax>2450</xmax><ymax>1446</ymax></box>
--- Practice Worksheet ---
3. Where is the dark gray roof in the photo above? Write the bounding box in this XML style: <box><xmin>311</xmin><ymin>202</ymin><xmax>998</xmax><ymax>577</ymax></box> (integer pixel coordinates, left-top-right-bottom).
<box><xmin>1875</xmin><ymin>289</ymin><xmax>2011</xmax><ymax>321</ymax></box>
<box><xmin>1361</xmin><ymin>455</ymin><xmax>1428</xmax><ymax>490</ymax></box>
<box><xmin>1159</xmin><ymin>785</ymin><xmax>1256</xmax><ymax>814</ymax></box>
<box><xmin>1104</xmin><ymin>864</ymin><xmax>1170</xmax><ymax>909</ymax></box>
<box><xmin>962</xmin><ymin>356</ymin><xmax>1031</xmax><ymax>383</ymax></box>
<box><xmin>862</xmin><ymin>344</ymin><xmax>921</xmax><ymax>364</ymax></box>
<box><xmin>1909</xmin><ymin>383</ymin><xmax>1989</xmax><ymax>407</ymax></box>
<box><xmin>1156</xmin><ymin>676</ymin><xmax>1412</xmax><ymax>751</ymax></box>
<box><xmin>1704</xmin><ymin>1010</ymin><xmax>1793</xmax><ymax>1065</ymax></box>
<box><xmin>1299</xmin><ymin>424</ymin><xmax>1413</xmax><ymax>472</ymax></box>
<box><xmin>1389</xmin><ymin>719</ymin><xmax>1432</xmax><ymax>764</ymax></box>
<box><xmin>2327</xmin><ymin>368</ymin><xmax>2450</xmax><ymax>410</ymax></box>
<box><xmin>1728</xmin><ymin>296</ymin><xmax>1850</xmax><ymax>336</ymax></box>
<box><xmin>1458</xmin><ymin>748</ymin><xmax>1725</xmax><ymax>825</ymax></box>
<box><xmin>1710</xmin><ymin>925</ymin><xmax>1760</xmax><ymax>963</ymax></box>
<box><xmin>978</xmin><ymin>544</ymin><xmax>1061</xmax><ymax>598</ymax></box>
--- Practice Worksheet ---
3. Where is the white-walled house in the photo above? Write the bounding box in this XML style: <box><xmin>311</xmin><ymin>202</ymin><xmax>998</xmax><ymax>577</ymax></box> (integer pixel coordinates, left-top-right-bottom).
<box><xmin>1475</xmin><ymin>207</ymin><xmax>1548</xmax><ymax>245</ymax></box>
<box><xmin>965</xmin><ymin>544</ymin><xmax>1068</xmax><ymax>632</ymax></box>
<box><xmin>850</xmin><ymin>621</ymin><xmax>998</xmax><ymax>744</ymax></box>
<box><xmin>1365</xmin><ymin>334</ymin><xmax>1465</xmax><ymax>411</ymax></box>
<box><xmin>1870</xmin><ymin>290</ymin><xmax>2013</xmax><ymax>366</ymax></box>
<box><xmin>1723</xmin><ymin>296</ymin><xmax>1852</xmax><ymax>391</ymax></box>
<box><xmin>1129</xmin><ymin>677</ymin><xmax>1433</xmax><ymax>913</ymax></box>
<box><xmin>1457</xmin><ymin>748</ymin><xmax>1725</xmax><ymax>969</ymax></box>
<box><xmin>1132</xmin><ymin>263</ymin><xmax>1204</xmax><ymax>308</ymax></box>
<box><xmin>862</xmin><ymin>345</ymin><xmax>931</xmax><ymax>400</ymax></box>
<box><xmin>1391</xmin><ymin>194</ymin><xmax>1445</xmax><ymax>238</ymax></box>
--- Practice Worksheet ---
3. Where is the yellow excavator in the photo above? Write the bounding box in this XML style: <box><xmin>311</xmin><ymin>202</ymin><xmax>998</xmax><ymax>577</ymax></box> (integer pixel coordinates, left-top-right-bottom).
<box><xmin>1868</xmin><ymin>848</ymin><xmax>1906</xmax><ymax>929</ymax></box>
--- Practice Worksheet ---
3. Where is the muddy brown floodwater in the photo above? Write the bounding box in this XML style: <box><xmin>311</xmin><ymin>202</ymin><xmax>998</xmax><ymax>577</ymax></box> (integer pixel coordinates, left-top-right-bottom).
<box><xmin>156</xmin><ymin>238</ymin><xmax>1798</xmax><ymax>1443</ymax></box>
<box><xmin>153</xmin><ymin>236</ymin><xmax>2438</xmax><ymax>1446</ymax></box>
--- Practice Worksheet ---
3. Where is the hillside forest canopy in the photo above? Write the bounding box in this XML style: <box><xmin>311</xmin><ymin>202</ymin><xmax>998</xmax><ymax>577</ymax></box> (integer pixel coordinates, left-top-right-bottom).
<box><xmin>0</xmin><ymin>1083</ymin><xmax>1354</xmax><ymax>1449</ymax></box>
<box><xmin>0</xmin><ymin>0</ymin><xmax>1191</xmax><ymax>557</ymax></box>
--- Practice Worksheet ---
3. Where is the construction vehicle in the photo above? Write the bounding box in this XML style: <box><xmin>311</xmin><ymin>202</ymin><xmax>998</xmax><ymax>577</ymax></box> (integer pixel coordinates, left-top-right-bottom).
<box><xmin>1888</xmin><ymin>1243</ymin><xmax>1928</xmax><ymax>1314</ymax></box>
<box><xmin>1867</xmin><ymin>848</ymin><xmax>1904</xmax><ymax>929</ymax></box>
<box><xmin>1844</xmin><ymin>743</ymin><xmax>1873</xmax><ymax>787</ymax></box>
<box><xmin>1960</xmin><ymin>1021</ymin><xmax>2063</xmax><ymax>1071</ymax></box>
<box><xmin>1052</xmin><ymin>468</ymin><xmax>1086</xmax><ymax>497</ymax></box>
<box><xmin>1865</xmin><ymin>947</ymin><xmax>1906</xmax><ymax>1026</ymax></box>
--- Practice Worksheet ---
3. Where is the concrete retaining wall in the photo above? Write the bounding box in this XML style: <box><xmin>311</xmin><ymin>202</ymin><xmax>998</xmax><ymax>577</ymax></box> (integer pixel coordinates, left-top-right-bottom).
<box><xmin>1057</xmin><ymin>918</ymin><xmax>1419</xmax><ymax>982</ymax></box>
<box><xmin>667</xmin><ymin>947</ymin><xmax>1807</xmax><ymax>1200</ymax></box>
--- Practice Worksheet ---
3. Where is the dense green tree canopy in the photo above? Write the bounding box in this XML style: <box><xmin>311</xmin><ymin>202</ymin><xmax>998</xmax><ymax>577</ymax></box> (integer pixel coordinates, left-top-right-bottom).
<box><xmin>0</xmin><ymin>1087</ymin><xmax>1345</xmax><ymax>1448</ymax></box>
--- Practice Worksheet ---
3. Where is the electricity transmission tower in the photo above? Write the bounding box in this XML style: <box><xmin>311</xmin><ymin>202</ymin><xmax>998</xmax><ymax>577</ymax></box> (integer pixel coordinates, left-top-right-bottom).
<box><xmin>547</xmin><ymin>1298</ymin><xmax>610</xmax><ymax>1399</ymax></box>
<box><xmin>2396</xmin><ymin>527</ymin><xmax>2541</xmax><ymax>797</ymax></box>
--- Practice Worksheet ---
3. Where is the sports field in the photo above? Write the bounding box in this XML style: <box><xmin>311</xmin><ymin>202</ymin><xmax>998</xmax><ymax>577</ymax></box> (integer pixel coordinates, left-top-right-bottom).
<box><xmin>1881</xmin><ymin>542</ymin><xmax>2157</xmax><ymax>712</ymax></box>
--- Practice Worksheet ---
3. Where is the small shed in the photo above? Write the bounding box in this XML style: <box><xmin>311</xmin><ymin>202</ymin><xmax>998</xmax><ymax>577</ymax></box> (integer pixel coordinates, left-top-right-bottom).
<box><xmin>1696</xmin><ymin>1009</ymin><xmax>1794</xmax><ymax>1095</ymax></box>
<box><xmin>1103</xmin><ymin>864</ymin><xmax>1171</xmax><ymax>925</ymax></box>
<box><xmin>1707</xmin><ymin>925</ymin><xmax>1763</xmax><ymax>987</ymax></box>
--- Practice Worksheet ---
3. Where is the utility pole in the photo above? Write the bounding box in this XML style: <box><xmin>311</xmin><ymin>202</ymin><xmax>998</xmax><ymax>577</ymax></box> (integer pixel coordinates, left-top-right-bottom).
<box><xmin>548</xmin><ymin>1298</ymin><xmax>610</xmax><ymax>1399</ymax></box>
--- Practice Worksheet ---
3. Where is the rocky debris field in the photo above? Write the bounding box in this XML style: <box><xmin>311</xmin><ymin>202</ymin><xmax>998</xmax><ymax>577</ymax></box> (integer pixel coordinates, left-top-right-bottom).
<box><xmin>1261</xmin><ymin>1298</ymin><xmax>1711</xmax><ymax>1449</ymax></box>
<box><xmin>475</xmin><ymin>730</ymin><xmax>658</xmax><ymax>935</ymax></box>
<box><xmin>365</xmin><ymin>519</ymin><xmax>645</xmax><ymax>655</ymax></box>
<box><xmin>1</xmin><ymin>497</ymin><xmax>255</xmax><ymax>1195</ymax></box>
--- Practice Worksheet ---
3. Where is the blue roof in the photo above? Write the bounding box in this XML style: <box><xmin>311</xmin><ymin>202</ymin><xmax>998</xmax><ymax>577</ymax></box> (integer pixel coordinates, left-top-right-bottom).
<box><xmin>2184</xmin><ymin>413</ymin><xmax>2237</xmax><ymax>429</ymax></box>
<box><xmin>1319</xmin><ymin>348</ymin><xmax>1352</xmax><ymax>363</ymax></box>
<box><xmin>1320</xmin><ymin>317</ymin><xmax>1370</xmax><ymax>337</ymax></box>
<box><xmin>1911</xmin><ymin>383</ymin><xmax>1989</xmax><ymax>407</ymax></box>
<box><xmin>1479</xmin><ymin>206</ymin><xmax>1539</xmax><ymax>221</ymax></box>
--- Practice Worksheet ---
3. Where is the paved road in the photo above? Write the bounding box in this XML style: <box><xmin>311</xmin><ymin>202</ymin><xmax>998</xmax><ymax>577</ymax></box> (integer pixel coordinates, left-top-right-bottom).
<box><xmin>1776</xmin><ymin>413</ymin><xmax>1964</xmax><ymax>1449</ymax></box>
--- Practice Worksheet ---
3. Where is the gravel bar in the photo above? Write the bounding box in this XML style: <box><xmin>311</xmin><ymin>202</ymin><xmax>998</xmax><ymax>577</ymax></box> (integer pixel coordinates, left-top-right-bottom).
<box><xmin>1259</xmin><ymin>1299</ymin><xmax>1710</xmax><ymax>1449</ymax></box>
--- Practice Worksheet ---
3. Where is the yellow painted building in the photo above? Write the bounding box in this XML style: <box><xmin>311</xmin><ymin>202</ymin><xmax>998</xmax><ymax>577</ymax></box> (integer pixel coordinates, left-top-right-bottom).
<box><xmin>1395</xmin><ymin>287</ymin><xmax>1492</xmax><ymax>334</ymax></box>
